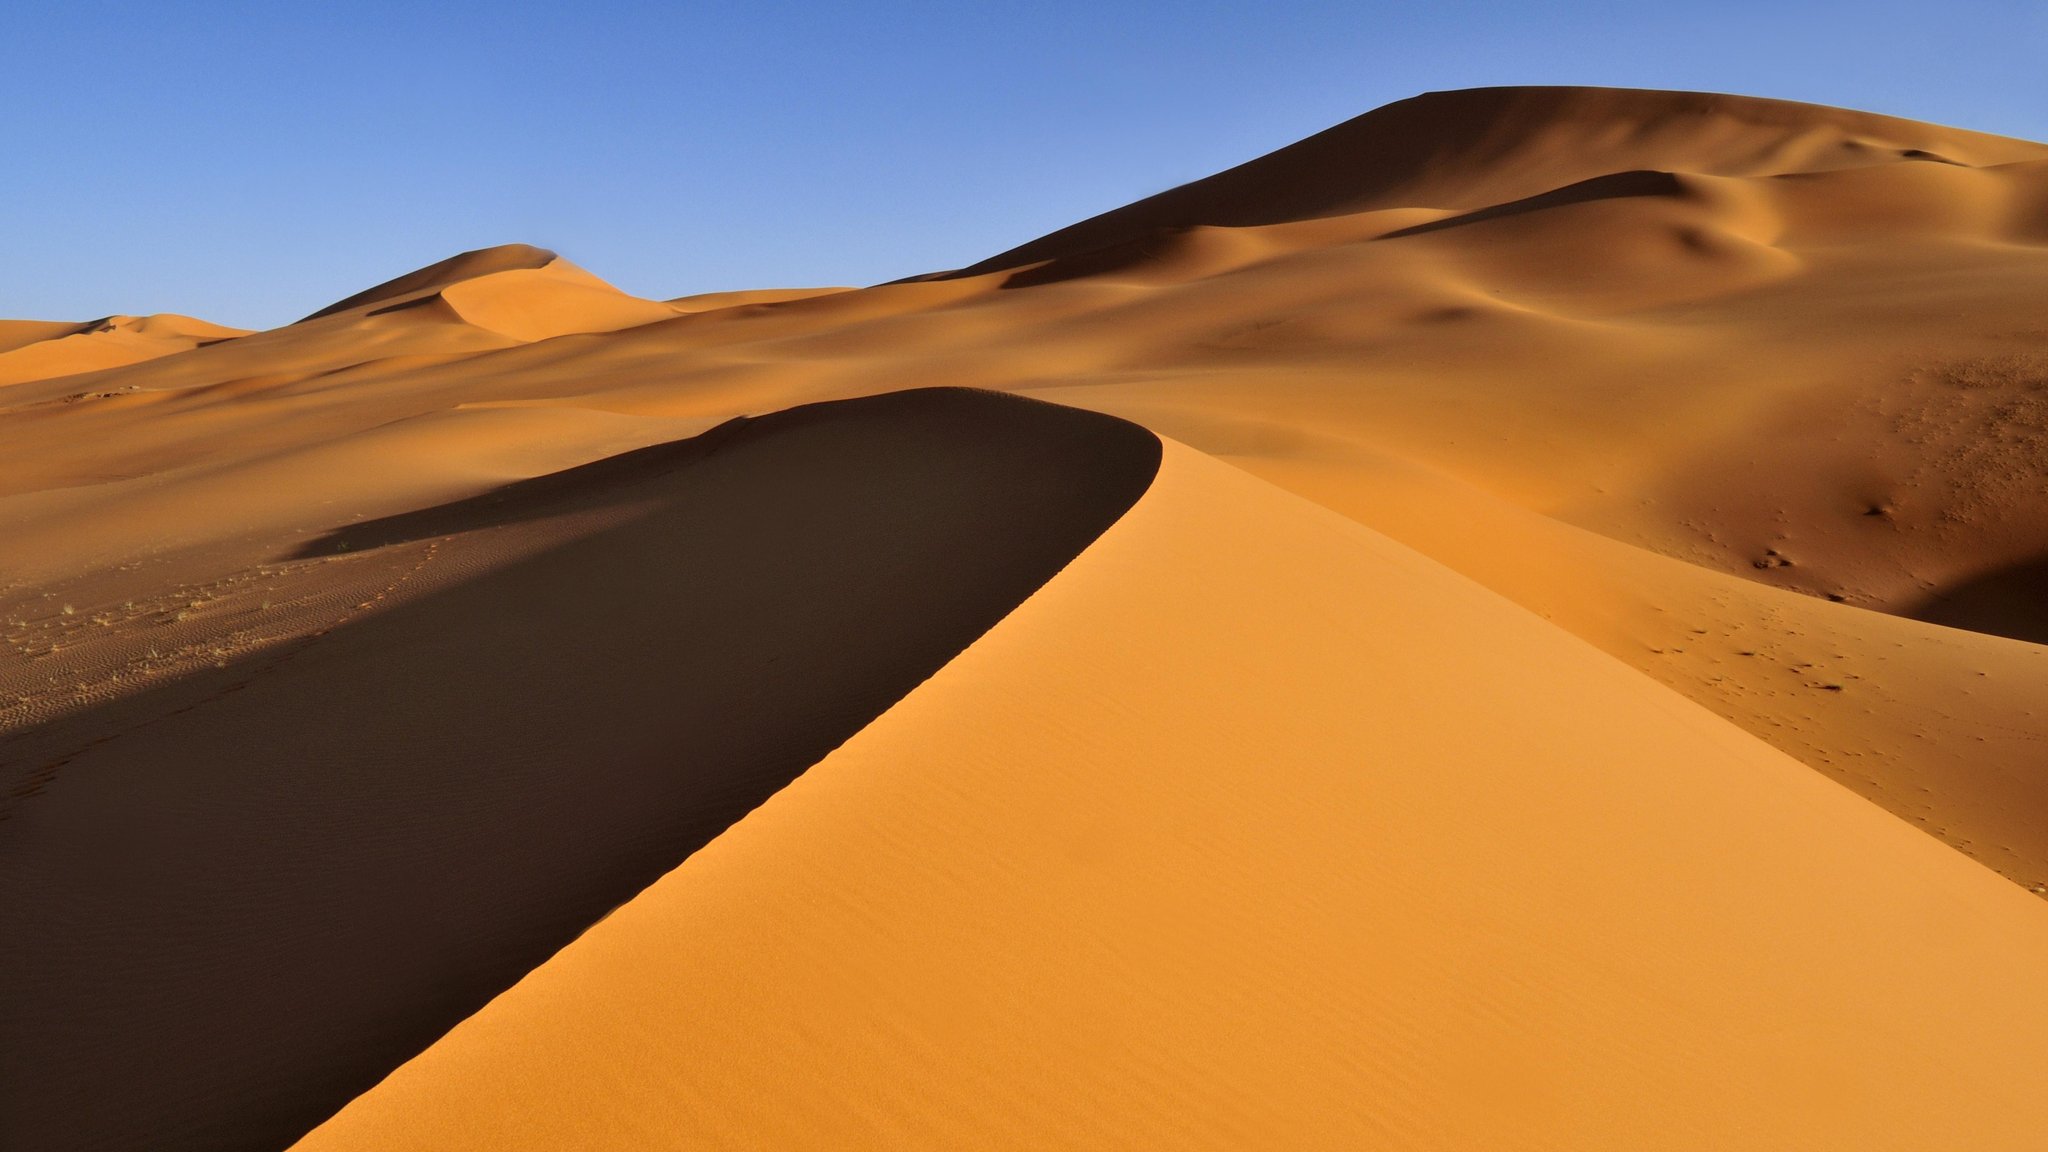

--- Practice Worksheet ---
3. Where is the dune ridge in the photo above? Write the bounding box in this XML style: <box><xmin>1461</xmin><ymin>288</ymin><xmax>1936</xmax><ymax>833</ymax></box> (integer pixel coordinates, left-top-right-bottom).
<box><xmin>4</xmin><ymin>84</ymin><xmax>2048</xmax><ymax>1151</ymax></box>
<box><xmin>0</xmin><ymin>313</ymin><xmax>248</xmax><ymax>387</ymax></box>
<box><xmin>5</xmin><ymin>92</ymin><xmax>2043</xmax><ymax>885</ymax></box>
<box><xmin>303</xmin><ymin>245</ymin><xmax>684</xmax><ymax>341</ymax></box>
<box><xmin>295</xmin><ymin>441</ymin><xmax>2048</xmax><ymax>1150</ymax></box>
<box><xmin>298</xmin><ymin>243</ymin><xmax>564</xmax><ymax>321</ymax></box>
<box><xmin>0</xmin><ymin>389</ymin><xmax>1158</xmax><ymax>1152</ymax></box>
<box><xmin>942</xmin><ymin>85</ymin><xmax>2048</xmax><ymax>276</ymax></box>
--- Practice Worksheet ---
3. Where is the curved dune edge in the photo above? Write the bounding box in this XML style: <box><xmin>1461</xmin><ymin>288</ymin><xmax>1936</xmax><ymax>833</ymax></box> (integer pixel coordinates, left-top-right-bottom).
<box><xmin>299</xmin><ymin>244</ymin><xmax>562</xmax><ymax>321</ymax></box>
<box><xmin>943</xmin><ymin>85</ymin><xmax>2048</xmax><ymax>277</ymax></box>
<box><xmin>0</xmin><ymin>313</ymin><xmax>248</xmax><ymax>387</ymax></box>
<box><xmin>296</xmin><ymin>440</ymin><xmax>2048</xmax><ymax>1151</ymax></box>
<box><xmin>288</xmin><ymin>246</ymin><xmax>684</xmax><ymax>345</ymax></box>
<box><xmin>0</xmin><ymin>389</ymin><xmax>1159</xmax><ymax>1152</ymax></box>
<box><xmin>1212</xmin><ymin>438</ymin><xmax>2048</xmax><ymax>889</ymax></box>
<box><xmin>3</xmin><ymin>84</ymin><xmax>2048</xmax><ymax>1150</ymax></box>
<box><xmin>431</xmin><ymin>265</ymin><xmax>682</xmax><ymax>341</ymax></box>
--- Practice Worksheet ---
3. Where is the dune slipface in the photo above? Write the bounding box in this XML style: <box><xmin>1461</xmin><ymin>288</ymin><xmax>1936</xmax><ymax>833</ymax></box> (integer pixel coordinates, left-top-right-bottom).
<box><xmin>0</xmin><ymin>388</ymin><xmax>1159</xmax><ymax>1152</ymax></box>
<box><xmin>291</xmin><ymin>442</ymin><xmax>2048</xmax><ymax>1151</ymax></box>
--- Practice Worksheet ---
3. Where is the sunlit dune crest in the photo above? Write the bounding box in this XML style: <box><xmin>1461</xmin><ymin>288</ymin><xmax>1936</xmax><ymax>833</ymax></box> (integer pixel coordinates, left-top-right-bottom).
<box><xmin>0</xmin><ymin>313</ymin><xmax>249</xmax><ymax>387</ymax></box>
<box><xmin>297</xmin><ymin>440</ymin><xmax>2048</xmax><ymax>1151</ymax></box>
<box><xmin>5</xmin><ymin>85</ymin><xmax>2048</xmax><ymax>1151</ymax></box>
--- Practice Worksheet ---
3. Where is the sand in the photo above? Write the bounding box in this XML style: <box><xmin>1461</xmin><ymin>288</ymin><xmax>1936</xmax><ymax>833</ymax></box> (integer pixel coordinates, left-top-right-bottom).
<box><xmin>4</xmin><ymin>84</ymin><xmax>2048</xmax><ymax>1150</ymax></box>
<box><xmin>0</xmin><ymin>390</ymin><xmax>1156</xmax><ymax>1152</ymax></box>
<box><xmin>0</xmin><ymin>313</ymin><xmax>248</xmax><ymax>386</ymax></box>
<box><xmin>294</xmin><ymin>442</ymin><xmax>2048</xmax><ymax>1150</ymax></box>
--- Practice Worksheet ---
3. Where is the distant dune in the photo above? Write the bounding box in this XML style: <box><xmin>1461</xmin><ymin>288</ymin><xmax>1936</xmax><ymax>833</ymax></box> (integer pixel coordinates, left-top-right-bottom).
<box><xmin>5</xmin><ymin>85</ymin><xmax>2048</xmax><ymax>1151</ymax></box>
<box><xmin>939</xmin><ymin>85</ymin><xmax>2046</xmax><ymax>276</ymax></box>
<box><xmin>299</xmin><ymin>243</ymin><xmax>684</xmax><ymax>340</ymax></box>
<box><xmin>0</xmin><ymin>312</ymin><xmax>248</xmax><ymax>386</ymax></box>
<box><xmin>298</xmin><ymin>243</ymin><xmax>565</xmax><ymax>320</ymax></box>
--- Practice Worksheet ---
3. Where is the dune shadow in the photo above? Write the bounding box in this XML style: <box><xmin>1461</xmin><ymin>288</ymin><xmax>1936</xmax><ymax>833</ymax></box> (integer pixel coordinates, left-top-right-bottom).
<box><xmin>1378</xmin><ymin>169</ymin><xmax>1686</xmax><ymax>240</ymax></box>
<box><xmin>293</xmin><ymin>414</ymin><xmax>754</xmax><ymax>558</ymax></box>
<box><xmin>0</xmin><ymin>387</ymin><xmax>1160</xmax><ymax>1152</ymax></box>
<box><xmin>997</xmin><ymin>230</ymin><xmax>1187</xmax><ymax>290</ymax></box>
<box><xmin>1908</xmin><ymin>553</ymin><xmax>2048</xmax><ymax>646</ymax></box>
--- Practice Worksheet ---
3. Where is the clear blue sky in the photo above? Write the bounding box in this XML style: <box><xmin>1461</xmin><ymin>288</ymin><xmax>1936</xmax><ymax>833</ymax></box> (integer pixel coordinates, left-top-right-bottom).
<box><xmin>4</xmin><ymin>1</ymin><xmax>2043</xmax><ymax>328</ymax></box>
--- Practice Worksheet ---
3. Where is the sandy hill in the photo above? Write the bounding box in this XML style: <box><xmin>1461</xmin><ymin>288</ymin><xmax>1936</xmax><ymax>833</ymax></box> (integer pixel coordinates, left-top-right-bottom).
<box><xmin>1</xmin><ymin>389</ymin><xmax>1155</xmax><ymax>1152</ymax></box>
<box><xmin>0</xmin><ymin>319</ymin><xmax>86</xmax><ymax>354</ymax></box>
<box><xmin>941</xmin><ymin>85</ymin><xmax>2048</xmax><ymax>276</ymax></box>
<box><xmin>3</xmin><ymin>85</ymin><xmax>2048</xmax><ymax>1151</ymax></box>
<box><xmin>300</xmin><ymin>243</ymin><xmax>683</xmax><ymax>340</ymax></box>
<box><xmin>0</xmin><ymin>312</ymin><xmax>248</xmax><ymax>387</ymax></box>
<box><xmin>296</xmin><ymin>441</ymin><xmax>2048</xmax><ymax>1151</ymax></box>
<box><xmin>301</xmin><ymin>243</ymin><xmax>564</xmax><ymax>319</ymax></box>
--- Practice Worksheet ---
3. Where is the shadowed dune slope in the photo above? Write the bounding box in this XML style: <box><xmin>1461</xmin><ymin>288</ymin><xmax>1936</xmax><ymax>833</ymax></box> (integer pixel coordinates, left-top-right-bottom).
<box><xmin>1911</xmin><ymin>554</ymin><xmax>2048</xmax><ymax>644</ymax></box>
<box><xmin>0</xmin><ymin>388</ymin><xmax>1159</xmax><ymax>1152</ymax></box>
<box><xmin>7</xmin><ymin>88</ymin><xmax>2048</xmax><ymax>894</ymax></box>
<box><xmin>0</xmin><ymin>319</ymin><xmax>89</xmax><ymax>354</ymax></box>
<box><xmin>298</xmin><ymin>442</ymin><xmax>2048</xmax><ymax>1151</ymax></box>
<box><xmin>299</xmin><ymin>243</ymin><xmax>561</xmax><ymax>321</ymax></box>
<box><xmin>7</xmin><ymin>82</ymin><xmax>2048</xmax><ymax>1151</ymax></box>
<box><xmin>945</xmin><ymin>85</ymin><xmax>2047</xmax><ymax>276</ymax></box>
<box><xmin>303</xmin><ymin>245</ymin><xmax>680</xmax><ymax>341</ymax></box>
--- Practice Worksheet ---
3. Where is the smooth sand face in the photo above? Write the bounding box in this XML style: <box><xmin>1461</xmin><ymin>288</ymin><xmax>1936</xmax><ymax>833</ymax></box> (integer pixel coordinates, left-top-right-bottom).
<box><xmin>293</xmin><ymin>442</ymin><xmax>2048</xmax><ymax>1151</ymax></box>
<box><xmin>5</xmin><ymin>84</ymin><xmax>2048</xmax><ymax>1150</ymax></box>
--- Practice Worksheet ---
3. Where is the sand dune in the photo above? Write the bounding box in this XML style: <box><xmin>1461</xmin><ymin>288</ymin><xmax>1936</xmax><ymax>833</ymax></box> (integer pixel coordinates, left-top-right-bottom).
<box><xmin>303</xmin><ymin>244</ymin><xmax>683</xmax><ymax>340</ymax></box>
<box><xmin>5</xmin><ymin>84</ymin><xmax>2048</xmax><ymax>1151</ymax></box>
<box><xmin>0</xmin><ymin>313</ymin><xmax>248</xmax><ymax>387</ymax></box>
<box><xmin>940</xmin><ymin>85</ymin><xmax>2046</xmax><ymax>276</ymax></box>
<box><xmin>0</xmin><ymin>389</ymin><xmax>1156</xmax><ymax>1152</ymax></box>
<box><xmin>1225</xmin><ymin>442</ymin><xmax>2048</xmax><ymax>888</ymax></box>
<box><xmin>296</xmin><ymin>442</ymin><xmax>2048</xmax><ymax>1150</ymax></box>
<box><xmin>299</xmin><ymin>243</ymin><xmax>563</xmax><ymax>320</ymax></box>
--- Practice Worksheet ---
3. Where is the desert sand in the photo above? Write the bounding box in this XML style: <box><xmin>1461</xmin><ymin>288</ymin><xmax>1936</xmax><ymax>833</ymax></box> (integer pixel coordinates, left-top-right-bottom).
<box><xmin>0</xmin><ymin>313</ymin><xmax>248</xmax><ymax>387</ymax></box>
<box><xmin>0</xmin><ymin>390</ymin><xmax>1156</xmax><ymax>1151</ymax></box>
<box><xmin>294</xmin><ymin>441</ymin><xmax>2048</xmax><ymax>1150</ymax></box>
<box><xmin>5</xmin><ymin>85</ymin><xmax>2048</xmax><ymax>1149</ymax></box>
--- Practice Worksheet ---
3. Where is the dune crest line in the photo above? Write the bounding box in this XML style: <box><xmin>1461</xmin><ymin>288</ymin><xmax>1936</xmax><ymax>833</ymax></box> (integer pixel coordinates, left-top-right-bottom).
<box><xmin>0</xmin><ymin>387</ymin><xmax>1159</xmax><ymax>1152</ymax></box>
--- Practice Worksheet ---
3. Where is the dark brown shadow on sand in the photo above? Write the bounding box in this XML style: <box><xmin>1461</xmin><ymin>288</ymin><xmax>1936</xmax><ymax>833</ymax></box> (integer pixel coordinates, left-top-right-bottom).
<box><xmin>0</xmin><ymin>387</ymin><xmax>1160</xmax><ymax>1152</ymax></box>
<box><xmin>1376</xmin><ymin>169</ymin><xmax>1685</xmax><ymax>240</ymax></box>
<box><xmin>293</xmin><ymin>415</ymin><xmax>758</xmax><ymax>558</ymax></box>
<box><xmin>1908</xmin><ymin>553</ymin><xmax>2048</xmax><ymax>646</ymax></box>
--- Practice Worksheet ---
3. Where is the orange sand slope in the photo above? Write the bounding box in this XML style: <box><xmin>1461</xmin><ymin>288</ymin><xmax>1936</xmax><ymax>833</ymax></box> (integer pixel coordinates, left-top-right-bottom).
<box><xmin>0</xmin><ymin>313</ymin><xmax>248</xmax><ymax>386</ymax></box>
<box><xmin>299</xmin><ymin>243</ymin><xmax>684</xmax><ymax>339</ymax></box>
<box><xmin>4</xmin><ymin>84</ymin><xmax>2048</xmax><ymax>1150</ymax></box>
<box><xmin>939</xmin><ymin>86</ymin><xmax>2045</xmax><ymax>275</ymax></box>
<box><xmin>15</xmin><ymin>84</ymin><xmax>2041</xmax><ymax>888</ymax></box>
<box><xmin>667</xmin><ymin>285</ymin><xmax>854</xmax><ymax>312</ymax></box>
<box><xmin>0</xmin><ymin>390</ymin><xmax>1157</xmax><ymax>1152</ymax></box>
<box><xmin>299</xmin><ymin>443</ymin><xmax>2048</xmax><ymax>1150</ymax></box>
